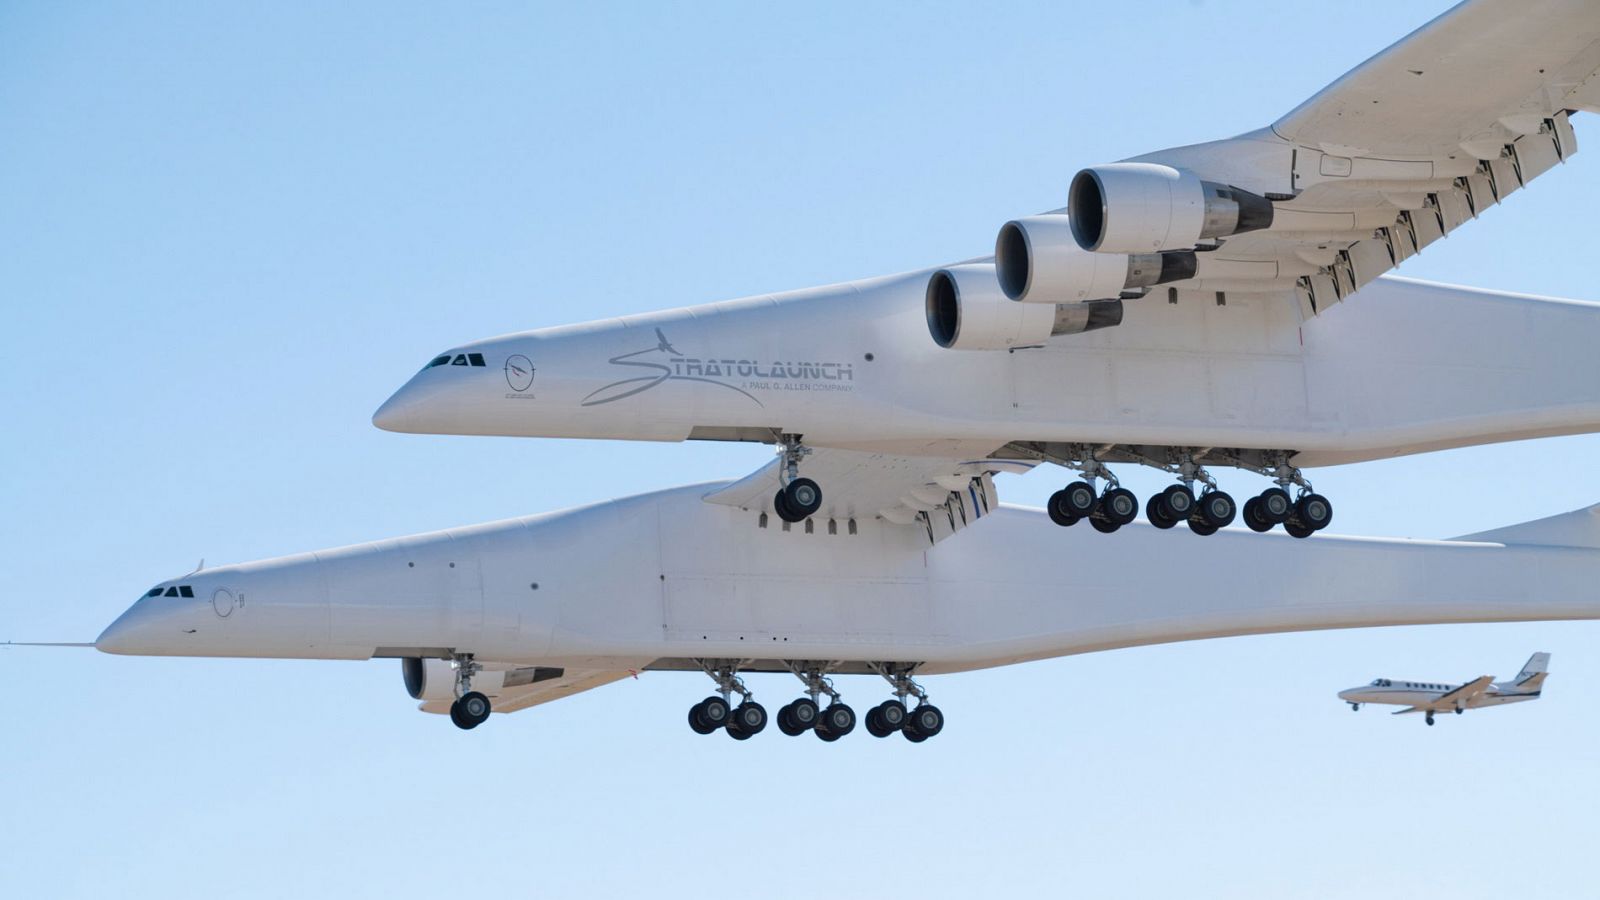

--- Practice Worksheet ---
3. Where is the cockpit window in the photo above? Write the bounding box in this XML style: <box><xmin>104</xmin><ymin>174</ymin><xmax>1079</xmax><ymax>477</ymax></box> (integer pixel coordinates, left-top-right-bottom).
<box><xmin>425</xmin><ymin>353</ymin><xmax>488</xmax><ymax>371</ymax></box>
<box><xmin>146</xmin><ymin>588</ymin><xmax>162</xmax><ymax>597</ymax></box>
<box><xmin>179</xmin><ymin>585</ymin><xmax>194</xmax><ymax>598</ymax></box>
<box><xmin>150</xmin><ymin>584</ymin><xmax>197</xmax><ymax>598</ymax></box>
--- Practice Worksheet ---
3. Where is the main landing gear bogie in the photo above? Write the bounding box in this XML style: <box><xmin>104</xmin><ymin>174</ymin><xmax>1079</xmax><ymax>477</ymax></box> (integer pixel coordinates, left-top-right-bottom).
<box><xmin>1035</xmin><ymin>447</ymin><xmax>1333</xmax><ymax>539</ymax></box>
<box><xmin>685</xmin><ymin>662</ymin><xmax>946</xmax><ymax>743</ymax></box>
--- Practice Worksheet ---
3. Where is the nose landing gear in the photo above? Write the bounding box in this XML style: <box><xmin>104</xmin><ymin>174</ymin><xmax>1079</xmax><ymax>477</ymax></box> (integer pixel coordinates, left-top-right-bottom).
<box><xmin>448</xmin><ymin>653</ymin><xmax>492</xmax><ymax>730</ymax></box>
<box><xmin>771</xmin><ymin>434</ymin><xmax>822</xmax><ymax>523</ymax></box>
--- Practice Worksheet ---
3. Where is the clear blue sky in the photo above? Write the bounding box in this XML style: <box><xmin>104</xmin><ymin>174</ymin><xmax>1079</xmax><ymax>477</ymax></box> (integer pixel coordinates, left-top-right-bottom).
<box><xmin>4</xmin><ymin>2</ymin><xmax>1599</xmax><ymax>897</ymax></box>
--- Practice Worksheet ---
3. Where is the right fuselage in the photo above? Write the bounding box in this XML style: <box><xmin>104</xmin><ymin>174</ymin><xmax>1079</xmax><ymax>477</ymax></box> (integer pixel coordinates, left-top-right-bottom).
<box><xmin>374</xmin><ymin>274</ymin><xmax>1600</xmax><ymax>469</ymax></box>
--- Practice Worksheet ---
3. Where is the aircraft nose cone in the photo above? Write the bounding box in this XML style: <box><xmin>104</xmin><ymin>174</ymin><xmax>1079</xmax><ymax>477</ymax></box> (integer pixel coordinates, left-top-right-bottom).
<box><xmin>1337</xmin><ymin>688</ymin><xmax>1355</xmax><ymax>701</ymax></box>
<box><xmin>372</xmin><ymin>385</ymin><xmax>422</xmax><ymax>433</ymax></box>
<box><xmin>95</xmin><ymin>606</ymin><xmax>150</xmax><ymax>655</ymax></box>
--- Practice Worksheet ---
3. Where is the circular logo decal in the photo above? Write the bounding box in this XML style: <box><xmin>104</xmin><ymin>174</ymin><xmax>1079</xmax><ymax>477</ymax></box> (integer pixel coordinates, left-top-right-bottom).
<box><xmin>505</xmin><ymin>354</ymin><xmax>535</xmax><ymax>392</ymax></box>
<box><xmin>212</xmin><ymin>588</ymin><xmax>236</xmax><ymax>618</ymax></box>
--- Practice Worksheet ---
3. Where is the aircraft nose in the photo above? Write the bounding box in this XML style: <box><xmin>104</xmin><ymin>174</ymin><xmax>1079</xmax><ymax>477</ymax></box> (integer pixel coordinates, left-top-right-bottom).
<box><xmin>95</xmin><ymin>603</ymin><xmax>158</xmax><ymax>655</ymax></box>
<box><xmin>371</xmin><ymin>385</ymin><xmax>421</xmax><ymax>433</ymax></box>
<box><xmin>1337</xmin><ymin>688</ymin><xmax>1356</xmax><ymax>701</ymax></box>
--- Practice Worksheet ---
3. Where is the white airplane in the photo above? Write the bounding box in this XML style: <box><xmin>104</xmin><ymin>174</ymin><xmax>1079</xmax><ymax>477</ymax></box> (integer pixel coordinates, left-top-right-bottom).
<box><xmin>39</xmin><ymin>2</ymin><xmax>1600</xmax><ymax>741</ymax></box>
<box><xmin>374</xmin><ymin>0</ymin><xmax>1600</xmax><ymax>541</ymax></box>
<box><xmin>1337</xmin><ymin>652</ymin><xmax>1550</xmax><ymax>726</ymax></box>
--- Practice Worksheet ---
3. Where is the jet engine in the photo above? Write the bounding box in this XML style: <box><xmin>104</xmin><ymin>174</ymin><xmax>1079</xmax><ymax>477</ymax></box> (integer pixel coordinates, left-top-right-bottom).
<box><xmin>402</xmin><ymin>657</ymin><xmax>564</xmax><ymax>703</ymax></box>
<box><xmin>1067</xmin><ymin>162</ymin><xmax>1274</xmax><ymax>253</ymax></box>
<box><xmin>995</xmin><ymin>214</ymin><xmax>1197</xmax><ymax>302</ymax></box>
<box><xmin>926</xmin><ymin>263</ymin><xmax>1122</xmax><ymax>350</ymax></box>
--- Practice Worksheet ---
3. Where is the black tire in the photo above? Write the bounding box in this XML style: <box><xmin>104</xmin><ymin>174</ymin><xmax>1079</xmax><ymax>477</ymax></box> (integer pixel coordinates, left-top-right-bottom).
<box><xmin>1090</xmin><ymin>516</ymin><xmax>1121</xmax><ymax>534</ymax></box>
<box><xmin>1198</xmin><ymin>491</ymin><xmax>1236</xmax><ymax>528</ymax></box>
<box><xmin>1455</xmin><ymin>707</ymin><xmax>1464</xmax><ymax>715</ymax></box>
<box><xmin>689</xmin><ymin>701</ymin><xmax>717</xmax><ymax>735</ymax></box>
<box><xmin>1243</xmin><ymin>496</ymin><xmax>1273</xmax><ymax>533</ymax></box>
<box><xmin>1187</xmin><ymin>513</ymin><xmax>1218</xmax><ymax>536</ymax></box>
<box><xmin>1283</xmin><ymin>517</ymin><xmax>1315</xmax><ymax>539</ymax></box>
<box><xmin>865</xmin><ymin>706</ymin><xmax>891</xmax><ymax>738</ymax></box>
<box><xmin>776</xmin><ymin>702</ymin><xmax>804</xmax><ymax>736</ymax></box>
<box><xmin>1159</xmin><ymin>484</ymin><xmax>1195</xmax><ymax>519</ymax></box>
<box><xmin>1295</xmin><ymin>493</ymin><xmax>1333</xmax><ymax>531</ymax></box>
<box><xmin>1426</xmin><ymin>714</ymin><xmax>1435</xmax><ymax>726</ymax></box>
<box><xmin>1059</xmin><ymin>481</ymin><xmax>1098</xmax><ymax>518</ymax></box>
<box><xmin>1101</xmin><ymin>487</ymin><xmax>1138</xmax><ymax>526</ymax></box>
<box><xmin>1258</xmin><ymin>487</ymin><xmax>1293</xmax><ymax>524</ymax></box>
<box><xmin>772</xmin><ymin>489</ymin><xmax>802</xmax><ymax>523</ymax></box>
<box><xmin>726</xmin><ymin>717</ymin><xmax>752</xmax><ymax>740</ymax></box>
<box><xmin>816</xmin><ymin>727</ymin><xmax>843</xmax><ymax>742</ymax></box>
<box><xmin>789</xmin><ymin>697</ymin><xmax>819</xmax><ymax>731</ymax></box>
<box><xmin>1047</xmin><ymin>490</ymin><xmax>1079</xmax><ymax>527</ymax></box>
<box><xmin>457</xmin><ymin>691</ymin><xmax>491</xmax><ymax>728</ymax></box>
<box><xmin>699</xmin><ymin>695</ymin><xmax>729</xmax><ymax>729</ymax></box>
<box><xmin>732</xmin><ymin>701</ymin><xmax>767</xmax><ymax>736</ymax></box>
<box><xmin>902</xmin><ymin>728</ymin><xmax>928</xmax><ymax>743</ymax></box>
<box><xmin>877</xmin><ymin>699</ymin><xmax>908</xmax><ymax>731</ymax></box>
<box><xmin>909</xmin><ymin>704</ymin><xmax>944</xmax><ymax>738</ymax></box>
<box><xmin>449</xmin><ymin>700</ymin><xmax>470</xmax><ymax>730</ymax></box>
<box><xmin>784</xmin><ymin>478</ymin><xmax>822</xmax><ymax>517</ymax></box>
<box><xmin>1146</xmin><ymin>494</ymin><xmax>1176</xmax><ymax>529</ymax></box>
<box><xmin>821</xmin><ymin>703</ymin><xmax>856</xmax><ymax>738</ymax></box>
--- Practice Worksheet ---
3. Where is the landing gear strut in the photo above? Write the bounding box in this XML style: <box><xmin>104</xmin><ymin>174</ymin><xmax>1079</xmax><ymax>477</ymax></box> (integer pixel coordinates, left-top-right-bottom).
<box><xmin>1242</xmin><ymin>453</ymin><xmax>1332</xmax><ymax>539</ymax></box>
<box><xmin>688</xmin><ymin>660</ymin><xmax>767</xmax><ymax>739</ymax></box>
<box><xmin>1042</xmin><ymin>447</ymin><xmax>1137</xmax><ymax>534</ymax></box>
<box><xmin>868</xmin><ymin>663</ymin><xmax>943</xmax><ymax>742</ymax></box>
<box><xmin>782</xmin><ymin>662</ymin><xmax>854</xmax><ymax>741</ymax></box>
<box><xmin>448</xmin><ymin>653</ymin><xmax>491</xmax><ymax>730</ymax></box>
<box><xmin>771</xmin><ymin>433</ymin><xmax>821</xmax><ymax>523</ymax></box>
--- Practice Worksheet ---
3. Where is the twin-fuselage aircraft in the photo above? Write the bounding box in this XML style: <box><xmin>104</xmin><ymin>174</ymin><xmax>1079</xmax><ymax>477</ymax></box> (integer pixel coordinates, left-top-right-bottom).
<box><xmin>84</xmin><ymin>0</ymin><xmax>1600</xmax><ymax>739</ymax></box>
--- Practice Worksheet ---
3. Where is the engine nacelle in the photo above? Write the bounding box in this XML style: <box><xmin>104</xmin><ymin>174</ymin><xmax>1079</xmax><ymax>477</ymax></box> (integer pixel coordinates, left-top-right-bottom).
<box><xmin>927</xmin><ymin>264</ymin><xmax>1123</xmax><ymax>350</ymax></box>
<box><xmin>402</xmin><ymin>657</ymin><xmax>507</xmax><ymax>703</ymax></box>
<box><xmin>1068</xmin><ymin>163</ymin><xmax>1273</xmax><ymax>253</ymax></box>
<box><xmin>995</xmin><ymin>214</ymin><xmax>1196</xmax><ymax>302</ymax></box>
<box><xmin>926</xmin><ymin>264</ymin><xmax>1057</xmax><ymax>350</ymax></box>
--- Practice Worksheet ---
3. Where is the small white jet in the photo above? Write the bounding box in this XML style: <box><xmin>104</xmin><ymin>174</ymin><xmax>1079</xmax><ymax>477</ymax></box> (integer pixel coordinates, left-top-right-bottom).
<box><xmin>1338</xmin><ymin>653</ymin><xmax>1549</xmax><ymax>726</ymax></box>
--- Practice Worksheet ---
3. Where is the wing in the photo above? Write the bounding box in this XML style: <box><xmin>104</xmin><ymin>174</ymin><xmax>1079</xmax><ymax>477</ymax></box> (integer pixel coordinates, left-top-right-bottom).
<box><xmin>1434</xmin><ymin>674</ymin><xmax>1495</xmax><ymax>708</ymax></box>
<box><xmin>703</xmin><ymin>448</ymin><xmax>1036</xmax><ymax>545</ymax></box>
<box><xmin>419</xmin><ymin>666</ymin><xmax>636</xmax><ymax>716</ymax></box>
<box><xmin>1113</xmin><ymin>0</ymin><xmax>1600</xmax><ymax>317</ymax></box>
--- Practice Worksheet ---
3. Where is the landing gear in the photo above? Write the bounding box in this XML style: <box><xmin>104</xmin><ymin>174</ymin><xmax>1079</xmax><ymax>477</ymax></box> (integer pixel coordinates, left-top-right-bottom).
<box><xmin>1349</xmin><ymin>702</ymin><xmax>1361</xmax><ymax>711</ymax></box>
<box><xmin>447</xmin><ymin>653</ymin><xmax>492</xmax><ymax>730</ymax></box>
<box><xmin>1146</xmin><ymin>484</ymin><xmax>1193</xmax><ymax>530</ymax></box>
<box><xmin>777</xmin><ymin>697</ymin><xmax>819</xmax><ymax>736</ymax></box>
<box><xmin>869</xmin><ymin>663</ymin><xmax>944</xmax><ymax>742</ymax></box>
<box><xmin>1041</xmin><ymin>449</ymin><xmax>1137</xmax><ymax>534</ymax></box>
<box><xmin>771</xmin><ymin>434</ymin><xmax>821</xmax><ymax>523</ymax></box>
<box><xmin>1425</xmin><ymin>711</ymin><xmax>1435</xmax><ymax>726</ymax></box>
<box><xmin>784</xmin><ymin>662</ymin><xmax>854</xmax><ymax>741</ymax></box>
<box><xmin>688</xmin><ymin>661</ymin><xmax>766</xmax><ymax>739</ymax></box>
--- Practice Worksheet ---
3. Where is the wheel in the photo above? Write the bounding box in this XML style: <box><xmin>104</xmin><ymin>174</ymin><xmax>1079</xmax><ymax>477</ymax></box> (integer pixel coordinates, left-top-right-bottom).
<box><xmin>1100</xmin><ymin>488</ymin><xmax>1138</xmax><ymax>526</ymax></box>
<box><xmin>1047</xmin><ymin>490</ymin><xmax>1080</xmax><ymax>527</ymax></box>
<box><xmin>1090</xmin><ymin>516</ymin><xmax>1121</xmax><ymax>534</ymax></box>
<box><xmin>726</xmin><ymin>717</ymin><xmax>752</xmax><ymax>740</ymax></box>
<box><xmin>1146</xmin><ymin>494</ymin><xmax>1177</xmax><ymax>529</ymax></box>
<box><xmin>865</xmin><ymin>705</ymin><xmax>892</xmax><ymax>738</ymax></box>
<box><xmin>783</xmin><ymin>478</ymin><xmax>822</xmax><ymax>518</ymax></box>
<box><xmin>453</xmin><ymin>691</ymin><xmax>490</xmax><ymax>729</ymax></box>
<box><xmin>1455</xmin><ymin>707</ymin><xmax>1464</xmax><ymax>715</ymax></box>
<box><xmin>1283</xmin><ymin>517</ymin><xmax>1315</xmax><ymax>539</ymax></box>
<box><xmin>1243</xmin><ymin>497</ymin><xmax>1273</xmax><ymax>533</ymax></box>
<box><xmin>776</xmin><ymin>702</ymin><xmax>804</xmax><ymax>736</ymax></box>
<box><xmin>698</xmin><ymin>695</ymin><xmax>729</xmax><ymax>730</ymax></box>
<box><xmin>816</xmin><ymin>727</ymin><xmax>843</xmax><ymax>742</ymax></box>
<box><xmin>817</xmin><ymin>703</ymin><xmax>855</xmax><ymax>739</ymax></box>
<box><xmin>690</xmin><ymin>701</ymin><xmax>718</xmax><ymax>735</ymax></box>
<box><xmin>789</xmin><ymin>697</ymin><xmax>819</xmax><ymax>731</ymax></box>
<box><xmin>772</xmin><ymin>489</ymin><xmax>802</xmax><ymax>523</ymax></box>
<box><xmin>1350</xmin><ymin>703</ymin><xmax>1360</xmax><ymax>711</ymax></box>
<box><xmin>1059</xmin><ymin>481</ymin><xmax>1098</xmax><ymax>518</ymax></box>
<box><xmin>908</xmin><ymin>704</ymin><xmax>944</xmax><ymax>738</ymax></box>
<box><xmin>902</xmin><ymin>728</ymin><xmax>928</xmax><ymax>743</ymax></box>
<box><xmin>1158</xmin><ymin>484</ymin><xmax>1195</xmax><ymax>519</ymax></box>
<box><xmin>1186</xmin><ymin>513</ymin><xmax>1218</xmax><ymax>536</ymax></box>
<box><xmin>730</xmin><ymin>701</ymin><xmax>767</xmax><ymax>736</ymax></box>
<box><xmin>1197</xmin><ymin>490</ymin><xmax>1236</xmax><ymax>528</ymax></box>
<box><xmin>1295</xmin><ymin>493</ymin><xmax>1333</xmax><ymax>531</ymax></box>
<box><xmin>1257</xmin><ymin>487</ymin><xmax>1292</xmax><ymax>524</ymax></box>
<box><xmin>877</xmin><ymin>699</ymin><xmax>907</xmax><ymax>730</ymax></box>
<box><xmin>1426</xmin><ymin>713</ymin><xmax>1435</xmax><ymax>726</ymax></box>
